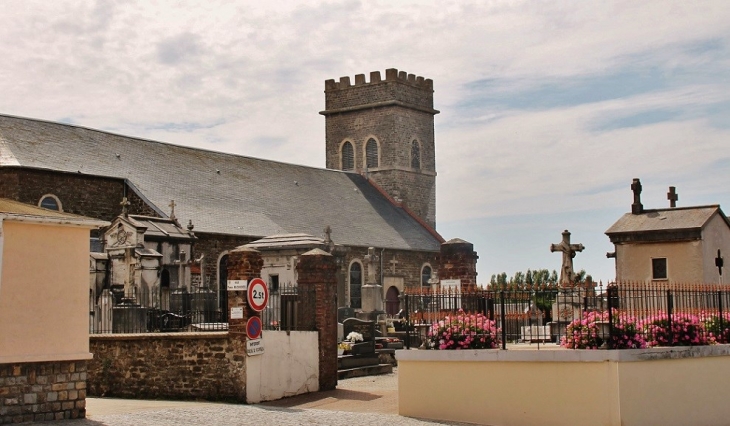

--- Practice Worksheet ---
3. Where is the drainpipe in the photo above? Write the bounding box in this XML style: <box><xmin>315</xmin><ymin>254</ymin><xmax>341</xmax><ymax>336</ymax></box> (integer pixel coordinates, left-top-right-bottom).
<box><xmin>380</xmin><ymin>248</ymin><xmax>385</xmax><ymax>287</ymax></box>
<box><xmin>0</xmin><ymin>217</ymin><xmax>4</xmax><ymax>293</ymax></box>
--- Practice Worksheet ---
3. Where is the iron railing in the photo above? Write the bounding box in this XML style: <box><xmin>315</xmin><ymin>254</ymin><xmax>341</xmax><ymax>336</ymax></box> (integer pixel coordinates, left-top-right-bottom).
<box><xmin>403</xmin><ymin>282</ymin><xmax>730</xmax><ymax>350</ymax></box>
<box><xmin>90</xmin><ymin>284</ymin><xmax>319</xmax><ymax>334</ymax></box>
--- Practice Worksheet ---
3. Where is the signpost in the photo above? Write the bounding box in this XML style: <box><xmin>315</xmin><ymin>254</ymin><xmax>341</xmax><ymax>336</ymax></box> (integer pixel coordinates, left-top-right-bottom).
<box><xmin>247</xmin><ymin>278</ymin><xmax>269</xmax><ymax>312</ymax></box>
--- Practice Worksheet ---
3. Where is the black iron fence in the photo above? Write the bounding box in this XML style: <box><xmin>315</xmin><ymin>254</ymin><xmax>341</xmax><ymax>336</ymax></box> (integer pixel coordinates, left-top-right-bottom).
<box><xmin>261</xmin><ymin>284</ymin><xmax>318</xmax><ymax>332</ymax></box>
<box><xmin>90</xmin><ymin>284</ymin><xmax>318</xmax><ymax>334</ymax></box>
<box><xmin>90</xmin><ymin>287</ymin><xmax>227</xmax><ymax>334</ymax></box>
<box><xmin>403</xmin><ymin>283</ymin><xmax>730</xmax><ymax>350</ymax></box>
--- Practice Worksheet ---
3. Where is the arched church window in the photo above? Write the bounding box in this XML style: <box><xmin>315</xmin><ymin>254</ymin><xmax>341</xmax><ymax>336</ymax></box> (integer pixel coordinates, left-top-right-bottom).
<box><xmin>365</xmin><ymin>138</ymin><xmax>378</xmax><ymax>169</ymax></box>
<box><xmin>342</xmin><ymin>141</ymin><xmax>354</xmax><ymax>171</ymax></box>
<box><xmin>421</xmin><ymin>265</ymin><xmax>432</xmax><ymax>287</ymax></box>
<box><xmin>38</xmin><ymin>194</ymin><xmax>62</xmax><ymax>211</ymax></box>
<box><xmin>411</xmin><ymin>140</ymin><xmax>421</xmax><ymax>170</ymax></box>
<box><xmin>349</xmin><ymin>261</ymin><xmax>362</xmax><ymax>309</ymax></box>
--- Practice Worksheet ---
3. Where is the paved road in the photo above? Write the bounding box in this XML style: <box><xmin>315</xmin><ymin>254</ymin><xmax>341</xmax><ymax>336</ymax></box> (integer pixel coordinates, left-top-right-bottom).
<box><xmin>28</xmin><ymin>369</ymin><xmax>470</xmax><ymax>426</ymax></box>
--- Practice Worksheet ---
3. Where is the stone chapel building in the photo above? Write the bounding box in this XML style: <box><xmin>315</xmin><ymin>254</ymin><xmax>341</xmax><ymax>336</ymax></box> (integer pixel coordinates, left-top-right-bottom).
<box><xmin>0</xmin><ymin>68</ymin><xmax>444</xmax><ymax>317</ymax></box>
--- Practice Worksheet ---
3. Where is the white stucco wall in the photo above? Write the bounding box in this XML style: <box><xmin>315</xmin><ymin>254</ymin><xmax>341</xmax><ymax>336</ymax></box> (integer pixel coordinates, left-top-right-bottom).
<box><xmin>245</xmin><ymin>331</ymin><xmax>319</xmax><ymax>403</ymax></box>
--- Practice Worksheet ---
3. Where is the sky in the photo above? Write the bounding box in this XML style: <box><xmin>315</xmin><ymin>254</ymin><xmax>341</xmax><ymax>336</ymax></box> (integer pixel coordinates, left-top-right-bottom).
<box><xmin>0</xmin><ymin>0</ymin><xmax>728</xmax><ymax>284</ymax></box>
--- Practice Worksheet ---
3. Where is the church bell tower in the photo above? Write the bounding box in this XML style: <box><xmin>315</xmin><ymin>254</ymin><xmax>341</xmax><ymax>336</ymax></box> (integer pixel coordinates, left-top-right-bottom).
<box><xmin>320</xmin><ymin>68</ymin><xmax>438</xmax><ymax>229</ymax></box>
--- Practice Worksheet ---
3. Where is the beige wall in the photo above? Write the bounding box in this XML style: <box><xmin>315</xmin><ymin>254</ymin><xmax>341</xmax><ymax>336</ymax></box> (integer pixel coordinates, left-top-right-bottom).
<box><xmin>0</xmin><ymin>220</ymin><xmax>92</xmax><ymax>363</ymax></box>
<box><xmin>701</xmin><ymin>213</ymin><xmax>730</xmax><ymax>283</ymax></box>
<box><xmin>397</xmin><ymin>347</ymin><xmax>730</xmax><ymax>426</ymax></box>
<box><xmin>616</xmin><ymin>239</ymin><xmax>703</xmax><ymax>282</ymax></box>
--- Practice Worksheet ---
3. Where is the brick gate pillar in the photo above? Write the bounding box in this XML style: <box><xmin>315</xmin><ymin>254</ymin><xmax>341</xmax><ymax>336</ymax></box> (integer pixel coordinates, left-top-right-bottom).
<box><xmin>438</xmin><ymin>238</ymin><xmax>479</xmax><ymax>292</ymax></box>
<box><xmin>226</xmin><ymin>246</ymin><xmax>263</xmax><ymax>341</ymax></box>
<box><xmin>296</xmin><ymin>248</ymin><xmax>338</xmax><ymax>391</ymax></box>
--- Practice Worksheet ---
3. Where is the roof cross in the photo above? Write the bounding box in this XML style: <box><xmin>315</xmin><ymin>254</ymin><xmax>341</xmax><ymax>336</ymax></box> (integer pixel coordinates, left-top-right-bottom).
<box><xmin>550</xmin><ymin>230</ymin><xmax>584</xmax><ymax>288</ymax></box>
<box><xmin>120</xmin><ymin>197</ymin><xmax>131</xmax><ymax>217</ymax></box>
<box><xmin>169</xmin><ymin>200</ymin><xmax>176</xmax><ymax>220</ymax></box>
<box><xmin>667</xmin><ymin>186</ymin><xmax>678</xmax><ymax>208</ymax></box>
<box><xmin>631</xmin><ymin>178</ymin><xmax>643</xmax><ymax>214</ymax></box>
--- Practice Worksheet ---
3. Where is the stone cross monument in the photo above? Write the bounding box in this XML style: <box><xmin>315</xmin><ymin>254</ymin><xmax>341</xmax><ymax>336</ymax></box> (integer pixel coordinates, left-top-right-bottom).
<box><xmin>359</xmin><ymin>247</ymin><xmax>384</xmax><ymax>320</ymax></box>
<box><xmin>550</xmin><ymin>230</ymin><xmax>585</xmax><ymax>288</ymax></box>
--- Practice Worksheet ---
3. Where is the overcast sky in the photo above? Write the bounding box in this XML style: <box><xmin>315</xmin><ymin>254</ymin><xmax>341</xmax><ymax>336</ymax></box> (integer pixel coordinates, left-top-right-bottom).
<box><xmin>1</xmin><ymin>1</ymin><xmax>728</xmax><ymax>283</ymax></box>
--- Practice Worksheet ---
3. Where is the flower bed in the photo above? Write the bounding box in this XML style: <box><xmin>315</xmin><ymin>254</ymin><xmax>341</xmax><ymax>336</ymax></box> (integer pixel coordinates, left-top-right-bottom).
<box><xmin>559</xmin><ymin>310</ymin><xmax>730</xmax><ymax>349</ymax></box>
<box><xmin>427</xmin><ymin>310</ymin><xmax>500</xmax><ymax>349</ymax></box>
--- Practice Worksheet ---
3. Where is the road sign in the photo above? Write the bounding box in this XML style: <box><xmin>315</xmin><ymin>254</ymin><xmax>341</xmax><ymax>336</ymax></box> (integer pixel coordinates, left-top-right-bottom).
<box><xmin>227</xmin><ymin>279</ymin><xmax>247</xmax><ymax>291</ymax></box>
<box><xmin>246</xmin><ymin>316</ymin><xmax>262</xmax><ymax>339</ymax></box>
<box><xmin>247</xmin><ymin>277</ymin><xmax>269</xmax><ymax>312</ymax></box>
<box><xmin>246</xmin><ymin>338</ymin><xmax>264</xmax><ymax>356</ymax></box>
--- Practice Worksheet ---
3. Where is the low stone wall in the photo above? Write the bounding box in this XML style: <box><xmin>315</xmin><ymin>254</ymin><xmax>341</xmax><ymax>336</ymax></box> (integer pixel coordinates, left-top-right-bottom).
<box><xmin>0</xmin><ymin>360</ymin><xmax>86</xmax><ymax>424</ymax></box>
<box><xmin>398</xmin><ymin>346</ymin><xmax>730</xmax><ymax>426</ymax></box>
<box><xmin>88</xmin><ymin>332</ymin><xmax>246</xmax><ymax>402</ymax></box>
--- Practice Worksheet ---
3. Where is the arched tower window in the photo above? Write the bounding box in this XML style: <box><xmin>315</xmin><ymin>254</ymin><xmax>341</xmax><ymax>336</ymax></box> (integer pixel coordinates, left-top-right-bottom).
<box><xmin>411</xmin><ymin>140</ymin><xmax>421</xmax><ymax>170</ymax></box>
<box><xmin>341</xmin><ymin>141</ymin><xmax>354</xmax><ymax>171</ymax></box>
<box><xmin>365</xmin><ymin>138</ymin><xmax>378</xmax><ymax>169</ymax></box>
<box><xmin>38</xmin><ymin>194</ymin><xmax>62</xmax><ymax>211</ymax></box>
<box><xmin>421</xmin><ymin>264</ymin><xmax>432</xmax><ymax>287</ymax></box>
<box><xmin>349</xmin><ymin>261</ymin><xmax>362</xmax><ymax>309</ymax></box>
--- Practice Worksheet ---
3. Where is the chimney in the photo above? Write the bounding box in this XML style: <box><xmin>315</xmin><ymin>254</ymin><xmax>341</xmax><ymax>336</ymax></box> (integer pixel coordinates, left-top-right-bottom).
<box><xmin>631</xmin><ymin>178</ymin><xmax>643</xmax><ymax>215</ymax></box>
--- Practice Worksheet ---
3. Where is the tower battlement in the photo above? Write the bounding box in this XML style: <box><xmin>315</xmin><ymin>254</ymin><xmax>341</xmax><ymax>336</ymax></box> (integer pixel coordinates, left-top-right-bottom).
<box><xmin>324</xmin><ymin>68</ymin><xmax>433</xmax><ymax>91</ymax></box>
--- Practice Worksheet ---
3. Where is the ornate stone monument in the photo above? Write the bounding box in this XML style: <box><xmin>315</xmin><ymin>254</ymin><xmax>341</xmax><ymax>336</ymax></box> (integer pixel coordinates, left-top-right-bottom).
<box><xmin>359</xmin><ymin>247</ymin><xmax>384</xmax><ymax>321</ymax></box>
<box><xmin>549</xmin><ymin>230</ymin><xmax>585</xmax><ymax>338</ymax></box>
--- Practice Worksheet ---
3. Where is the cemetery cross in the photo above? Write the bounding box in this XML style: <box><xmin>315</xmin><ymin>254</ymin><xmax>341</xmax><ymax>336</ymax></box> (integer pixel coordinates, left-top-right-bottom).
<box><xmin>550</xmin><ymin>230</ymin><xmax>585</xmax><ymax>287</ymax></box>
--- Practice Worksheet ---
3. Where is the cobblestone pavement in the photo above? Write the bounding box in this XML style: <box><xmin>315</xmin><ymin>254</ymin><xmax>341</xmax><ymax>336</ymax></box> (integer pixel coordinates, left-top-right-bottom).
<box><xmin>27</xmin><ymin>369</ymin><xmax>471</xmax><ymax>426</ymax></box>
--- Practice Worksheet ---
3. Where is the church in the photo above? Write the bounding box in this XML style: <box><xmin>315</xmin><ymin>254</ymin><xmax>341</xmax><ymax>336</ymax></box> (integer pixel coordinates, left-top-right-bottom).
<box><xmin>0</xmin><ymin>68</ymin><xmax>445</xmax><ymax>319</ymax></box>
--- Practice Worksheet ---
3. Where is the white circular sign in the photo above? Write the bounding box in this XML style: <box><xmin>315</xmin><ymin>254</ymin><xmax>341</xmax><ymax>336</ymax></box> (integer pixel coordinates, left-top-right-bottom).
<box><xmin>247</xmin><ymin>277</ymin><xmax>269</xmax><ymax>312</ymax></box>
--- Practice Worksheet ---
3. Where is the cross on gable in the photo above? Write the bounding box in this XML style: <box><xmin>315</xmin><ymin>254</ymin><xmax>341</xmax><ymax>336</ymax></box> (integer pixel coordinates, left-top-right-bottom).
<box><xmin>169</xmin><ymin>200</ymin><xmax>177</xmax><ymax>220</ymax></box>
<box><xmin>717</xmin><ymin>249</ymin><xmax>724</xmax><ymax>276</ymax></box>
<box><xmin>323</xmin><ymin>225</ymin><xmax>332</xmax><ymax>243</ymax></box>
<box><xmin>389</xmin><ymin>257</ymin><xmax>399</xmax><ymax>274</ymax></box>
<box><xmin>667</xmin><ymin>186</ymin><xmax>678</xmax><ymax>208</ymax></box>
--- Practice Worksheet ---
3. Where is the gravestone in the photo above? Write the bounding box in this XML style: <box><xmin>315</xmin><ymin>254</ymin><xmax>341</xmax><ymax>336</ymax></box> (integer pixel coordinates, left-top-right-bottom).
<box><xmin>549</xmin><ymin>230</ymin><xmax>585</xmax><ymax>338</ymax></box>
<box><xmin>338</xmin><ymin>306</ymin><xmax>356</xmax><ymax>324</ymax></box>
<box><xmin>342</xmin><ymin>317</ymin><xmax>376</xmax><ymax>356</ymax></box>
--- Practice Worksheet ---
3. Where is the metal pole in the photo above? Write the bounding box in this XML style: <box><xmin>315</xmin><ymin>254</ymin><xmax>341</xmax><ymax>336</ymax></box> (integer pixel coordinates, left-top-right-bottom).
<box><xmin>719</xmin><ymin>291</ymin><xmax>724</xmax><ymax>341</ymax></box>
<box><xmin>500</xmin><ymin>290</ymin><xmax>507</xmax><ymax>350</ymax></box>
<box><xmin>607</xmin><ymin>286</ymin><xmax>614</xmax><ymax>350</ymax></box>
<box><xmin>405</xmin><ymin>292</ymin><xmax>410</xmax><ymax>350</ymax></box>
<box><xmin>667</xmin><ymin>290</ymin><xmax>674</xmax><ymax>346</ymax></box>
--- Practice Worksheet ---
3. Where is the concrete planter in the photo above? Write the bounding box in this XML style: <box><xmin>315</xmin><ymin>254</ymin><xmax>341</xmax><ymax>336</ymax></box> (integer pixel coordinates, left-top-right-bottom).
<box><xmin>397</xmin><ymin>345</ymin><xmax>730</xmax><ymax>426</ymax></box>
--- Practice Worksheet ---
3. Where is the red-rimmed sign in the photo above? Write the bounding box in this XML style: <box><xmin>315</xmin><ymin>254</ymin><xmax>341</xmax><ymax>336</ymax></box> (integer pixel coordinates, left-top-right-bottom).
<box><xmin>246</xmin><ymin>316</ymin><xmax>262</xmax><ymax>339</ymax></box>
<box><xmin>247</xmin><ymin>277</ymin><xmax>269</xmax><ymax>312</ymax></box>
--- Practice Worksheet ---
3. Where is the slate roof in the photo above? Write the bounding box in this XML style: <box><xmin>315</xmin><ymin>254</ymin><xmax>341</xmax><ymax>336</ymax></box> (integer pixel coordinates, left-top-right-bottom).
<box><xmin>0</xmin><ymin>114</ymin><xmax>441</xmax><ymax>251</ymax></box>
<box><xmin>605</xmin><ymin>206</ymin><xmax>729</xmax><ymax>236</ymax></box>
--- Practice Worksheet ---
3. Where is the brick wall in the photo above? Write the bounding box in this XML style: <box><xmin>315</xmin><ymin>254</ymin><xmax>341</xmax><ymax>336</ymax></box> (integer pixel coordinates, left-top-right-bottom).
<box><xmin>0</xmin><ymin>360</ymin><xmax>86</xmax><ymax>424</ymax></box>
<box><xmin>88</xmin><ymin>334</ymin><xmax>246</xmax><ymax>401</ymax></box>
<box><xmin>343</xmin><ymin>247</ymin><xmax>438</xmax><ymax>293</ymax></box>
<box><xmin>0</xmin><ymin>168</ymin><xmax>157</xmax><ymax>221</ymax></box>
<box><xmin>438</xmin><ymin>239</ymin><xmax>479</xmax><ymax>291</ymax></box>
<box><xmin>296</xmin><ymin>249</ymin><xmax>338</xmax><ymax>391</ymax></box>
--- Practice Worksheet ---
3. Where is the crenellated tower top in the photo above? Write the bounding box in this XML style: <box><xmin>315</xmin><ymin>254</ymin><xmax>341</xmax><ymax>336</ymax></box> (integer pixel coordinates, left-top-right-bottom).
<box><xmin>321</xmin><ymin>68</ymin><xmax>438</xmax><ymax>229</ymax></box>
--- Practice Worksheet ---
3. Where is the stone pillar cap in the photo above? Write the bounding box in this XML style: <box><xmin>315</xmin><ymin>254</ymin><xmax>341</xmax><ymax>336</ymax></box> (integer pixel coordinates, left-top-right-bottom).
<box><xmin>301</xmin><ymin>248</ymin><xmax>332</xmax><ymax>256</ymax></box>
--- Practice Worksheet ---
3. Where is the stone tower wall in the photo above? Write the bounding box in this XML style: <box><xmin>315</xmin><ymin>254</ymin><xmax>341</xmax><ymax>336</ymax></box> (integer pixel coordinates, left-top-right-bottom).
<box><xmin>322</xmin><ymin>68</ymin><xmax>438</xmax><ymax>228</ymax></box>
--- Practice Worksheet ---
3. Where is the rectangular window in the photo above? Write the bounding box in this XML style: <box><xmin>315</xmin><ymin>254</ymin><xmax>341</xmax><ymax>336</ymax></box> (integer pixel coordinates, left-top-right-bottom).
<box><xmin>652</xmin><ymin>258</ymin><xmax>667</xmax><ymax>280</ymax></box>
<box><xmin>269</xmin><ymin>274</ymin><xmax>280</xmax><ymax>293</ymax></box>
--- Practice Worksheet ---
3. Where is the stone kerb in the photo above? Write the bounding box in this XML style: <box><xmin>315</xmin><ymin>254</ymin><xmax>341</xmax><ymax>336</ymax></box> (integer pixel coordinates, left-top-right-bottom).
<box><xmin>296</xmin><ymin>248</ymin><xmax>338</xmax><ymax>391</ymax></box>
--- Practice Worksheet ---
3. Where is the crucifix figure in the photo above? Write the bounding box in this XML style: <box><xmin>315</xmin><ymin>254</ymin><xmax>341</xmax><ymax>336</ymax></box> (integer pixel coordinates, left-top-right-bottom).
<box><xmin>120</xmin><ymin>197</ymin><xmax>131</xmax><ymax>217</ymax></box>
<box><xmin>169</xmin><ymin>200</ymin><xmax>177</xmax><ymax>220</ymax></box>
<box><xmin>667</xmin><ymin>186</ymin><xmax>678</xmax><ymax>208</ymax></box>
<box><xmin>716</xmin><ymin>249</ymin><xmax>724</xmax><ymax>278</ymax></box>
<box><xmin>389</xmin><ymin>257</ymin><xmax>399</xmax><ymax>274</ymax></box>
<box><xmin>550</xmin><ymin>230</ymin><xmax>585</xmax><ymax>287</ymax></box>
